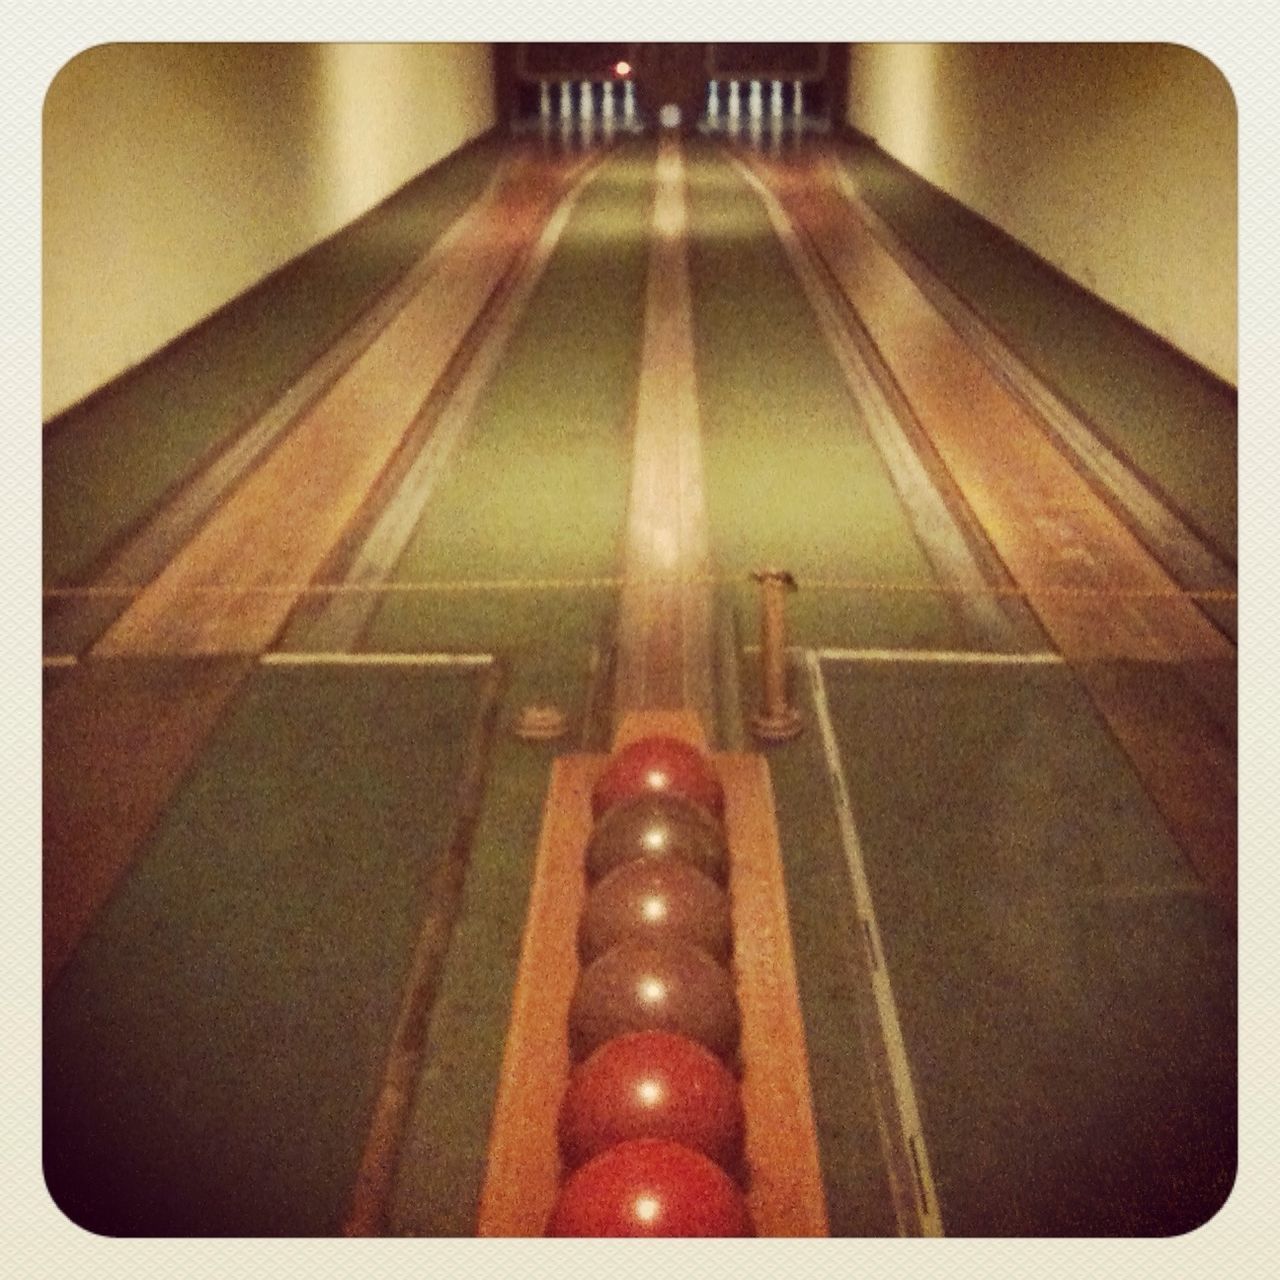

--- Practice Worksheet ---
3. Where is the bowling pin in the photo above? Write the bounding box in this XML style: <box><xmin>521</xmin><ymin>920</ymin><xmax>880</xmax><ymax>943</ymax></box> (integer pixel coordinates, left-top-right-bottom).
<box><xmin>707</xmin><ymin>79</ymin><xmax>720</xmax><ymax>126</ymax></box>
<box><xmin>748</xmin><ymin>79</ymin><xmax>763</xmax><ymax>121</ymax></box>
<box><xmin>560</xmin><ymin>84</ymin><xmax>574</xmax><ymax>149</ymax></box>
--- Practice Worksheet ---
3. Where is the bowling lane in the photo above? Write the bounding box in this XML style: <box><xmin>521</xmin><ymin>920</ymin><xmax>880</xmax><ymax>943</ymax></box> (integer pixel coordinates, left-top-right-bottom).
<box><xmin>43</xmin><ymin>137</ymin><xmax>506</xmax><ymax>588</ymax></box>
<box><xmin>355</xmin><ymin>144</ymin><xmax>656</xmax><ymax>1233</ymax></box>
<box><xmin>832</xmin><ymin>137</ymin><xmax>1237</xmax><ymax>560</ymax></box>
<box><xmin>684</xmin><ymin>142</ymin><xmax>965</xmax><ymax>654</ymax></box>
<box><xmin>360</xmin><ymin>143</ymin><xmax>652</xmax><ymax>691</ymax></box>
<box><xmin>44</xmin><ymin>661</ymin><xmax>491</xmax><ymax>1236</ymax></box>
<box><xmin>816</xmin><ymin>655</ymin><xmax>1235</xmax><ymax>1235</ymax></box>
<box><xmin>90</xmin><ymin>149</ymin><xmax>584</xmax><ymax>661</ymax></box>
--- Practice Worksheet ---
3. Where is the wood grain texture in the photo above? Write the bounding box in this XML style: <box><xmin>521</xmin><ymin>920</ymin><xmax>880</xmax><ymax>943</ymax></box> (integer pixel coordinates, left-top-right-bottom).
<box><xmin>729</xmin><ymin>151</ymin><xmax>1039</xmax><ymax>655</ymax></box>
<box><xmin>827</xmin><ymin>160</ymin><xmax>1237</xmax><ymax>608</ymax></box>
<box><xmin>476</xmin><ymin>755</ymin><xmax>597</xmax><ymax>1236</ymax></box>
<box><xmin>282</xmin><ymin>156</ymin><xmax>605</xmax><ymax>655</ymax></box>
<box><xmin>773</xmin><ymin>154</ymin><xmax>1231</xmax><ymax>666</ymax></box>
<box><xmin>720</xmin><ymin>752</ymin><xmax>830</xmax><ymax>1237</ymax></box>
<box><xmin>93</xmin><ymin>153</ymin><xmax>575</xmax><ymax>658</ymax></box>
<box><xmin>614</xmin><ymin>135</ymin><xmax>716</xmax><ymax>737</ymax></box>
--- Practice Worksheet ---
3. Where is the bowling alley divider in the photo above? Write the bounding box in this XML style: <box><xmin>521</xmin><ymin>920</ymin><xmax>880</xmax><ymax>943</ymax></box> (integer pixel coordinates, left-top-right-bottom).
<box><xmin>477</xmin><ymin>710</ymin><xmax>828</xmax><ymax>1236</ymax></box>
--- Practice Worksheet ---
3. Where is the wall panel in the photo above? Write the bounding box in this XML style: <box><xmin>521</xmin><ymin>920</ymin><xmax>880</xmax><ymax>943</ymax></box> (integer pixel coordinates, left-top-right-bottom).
<box><xmin>43</xmin><ymin>43</ymin><xmax>495</xmax><ymax>419</ymax></box>
<box><xmin>846</xmin><ymin>43</ymin><xmax>1236</xmax><ymax>384</ymax></box>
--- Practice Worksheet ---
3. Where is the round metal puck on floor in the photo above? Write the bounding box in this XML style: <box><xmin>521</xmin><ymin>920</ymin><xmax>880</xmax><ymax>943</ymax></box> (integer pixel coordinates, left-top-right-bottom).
<box><xmin>514</xmin><ymin>703</ymin><xmax>568</xmax><ymax>741</ymax></box>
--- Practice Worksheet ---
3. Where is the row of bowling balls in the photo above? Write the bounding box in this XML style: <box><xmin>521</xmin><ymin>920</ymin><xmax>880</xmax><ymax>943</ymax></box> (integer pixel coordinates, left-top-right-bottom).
<box><xmin>544</xmin><ymin>735</ymin><xmax>756</xmax><ymax>1236</ymax></box>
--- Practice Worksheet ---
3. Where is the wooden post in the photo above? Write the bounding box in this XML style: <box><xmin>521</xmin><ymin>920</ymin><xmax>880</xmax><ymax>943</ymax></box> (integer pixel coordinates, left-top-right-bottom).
<box><xmin>750</xmin><ymin>569</ymin><xmax>802</xmax><ymax>741</ymax></box>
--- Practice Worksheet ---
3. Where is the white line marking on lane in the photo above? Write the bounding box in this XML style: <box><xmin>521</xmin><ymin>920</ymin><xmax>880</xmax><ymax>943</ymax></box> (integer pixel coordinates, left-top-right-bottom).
<box><xmin>805</xmin><ymin>649</ymin><xmax>946</xmax><ymax>1237</ymax></box>
<box><xmin>816</xmin><ymin>647</ymin><xmax>1064</xmax><ymax>665</ymax></box>
<box><xmin>260</xmin><ymin>652</ymin><xmax>494</xmax><ymax>667</ymax></box>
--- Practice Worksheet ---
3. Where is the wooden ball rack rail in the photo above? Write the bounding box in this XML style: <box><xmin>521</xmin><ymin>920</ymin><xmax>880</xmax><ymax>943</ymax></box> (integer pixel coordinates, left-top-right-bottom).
<box><xmin>476</xmin><ymin>708</ymin><xmax>828</xmax><ymax>1236</ymax></box>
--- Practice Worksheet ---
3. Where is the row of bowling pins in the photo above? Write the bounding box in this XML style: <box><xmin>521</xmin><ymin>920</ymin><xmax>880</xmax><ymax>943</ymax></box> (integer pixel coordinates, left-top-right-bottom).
<box><xmin>539</xmin><ymin>80</ymin><xmax>641</xmax><ymax>130</ymax></box>
<box><xmin>706</xmin><ymin>79</ymin><xmax>805</xmax><ymax>127</ymax></box>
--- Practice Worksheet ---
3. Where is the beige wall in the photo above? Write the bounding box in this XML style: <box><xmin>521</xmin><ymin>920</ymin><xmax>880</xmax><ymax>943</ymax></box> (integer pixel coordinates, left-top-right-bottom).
<box><xmin>43</xmin><ymin>42</ymin><xmax>495</xmax><ymax>419</ymax></box>
<box><xmin>846</xmin><ymin>43</ymin><xmax>1237</xmax><ymax>385</ymax></box>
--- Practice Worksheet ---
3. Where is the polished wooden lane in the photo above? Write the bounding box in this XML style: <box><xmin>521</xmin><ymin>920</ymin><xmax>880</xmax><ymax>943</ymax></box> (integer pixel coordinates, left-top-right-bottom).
<box><xmin>613</xmin><ymin>134</ymin><xmax>716</xmax><ymax>734</ymax></box>
<box><xmin>94</xmin><ymin>150</ymin><xmax>593</xmax><ymax>658</ymax></box>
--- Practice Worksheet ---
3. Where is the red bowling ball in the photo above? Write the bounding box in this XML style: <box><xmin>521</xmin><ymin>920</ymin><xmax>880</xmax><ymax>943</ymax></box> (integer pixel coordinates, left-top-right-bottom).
<box><xmin>558</xmin><ymin>1030</ymin><xmax>745</xmax><ymax>1172</ymax></box>
<box><xmin>546</xmin><ymin>1138</ymin><xmax>754</xmax><ymax>1237</ymax></box>
<box><xmin>591</xmin><ymin>735</ymin><xmax>726</xmax><ymax>824</ymax></box>
<box><xmin>578</xmin><ymin>856</ymin><xmax>733</xmax><ymax>965</ymax></box>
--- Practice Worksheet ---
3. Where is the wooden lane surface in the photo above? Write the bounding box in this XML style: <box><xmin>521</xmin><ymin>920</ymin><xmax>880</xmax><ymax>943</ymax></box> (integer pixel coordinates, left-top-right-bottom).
<box><xmin>92</xmin><ymin>150</ymin><xmax>583</xmax><ymax>658</ymax></box>
<box><xmin>753</xmin><ymin>149</ymin><xmax>1236</xmax><ymax>910</ymax></box>
<box><xmin>280</xmin><ymin>157</ymin><xmax>606</xmax><ymax>655</ymax></box>
<box><xmin>43</xmin><ymin>657</ymin><xmax>252</xmax><ymax>988</ymax></box>
<box><xmin>476</xmin><ymin>741</ymin><xmax>828</xmax><ymax>1236</ymax></box>
<box><xmin>613</xmin><ymin>135</ymin><xmax>716</xmax><ymax>736</ymax></box>
<box><xmin>48</xmin><ymin>144</ymin><xmax>516</xmax><ymax>622</ymax></box>
<box><xmin>45</xmin><ymin>152</ymin><xmax>523</xmax><ymax>661</ymax></box>
<box><xmin>823</xmin><ymin>160</ymin><xmax>1237</xmax><ymax>630</ymax></box>
<box><xmin>768</xmin><ymin>154</ymin><xmax>1231</xmax><ymax>664</ymax></box>
<box><xmin>725</xmin><ymin>150</ymin><xmax>1040</xmax><ymax>655</ymax></box>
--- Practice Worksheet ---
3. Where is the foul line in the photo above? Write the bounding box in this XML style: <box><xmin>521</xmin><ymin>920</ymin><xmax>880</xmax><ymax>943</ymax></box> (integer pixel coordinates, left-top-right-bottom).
<box><xmin>805</xmin><ymin>648</ymin><xmax>945</xmax><ymax>1237</ymax></box>
<box><xmin>43</xmin><ymin>652</ymin><xmax>495</xmax><ymax>669</ymax></box>
<box><xmin>44</xmin><ymin>575</ymin><xmax>1238</xmax><ymax>602</ymax></box>
<box><xmin>260</xmin><ymin>651</ymin><xmax>494</xmax><ymax>667</ymax></box>
<box><xmin>816</xmin><ymin>647</ymin><xmax>1064</xmax><ymax>665</ymax></box>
